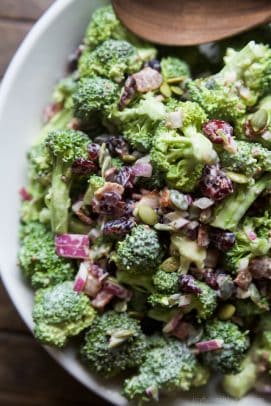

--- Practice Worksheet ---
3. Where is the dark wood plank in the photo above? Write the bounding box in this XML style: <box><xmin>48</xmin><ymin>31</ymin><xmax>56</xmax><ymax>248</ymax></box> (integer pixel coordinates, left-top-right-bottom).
<box><xmin>0</xmin><ymin>20</ymin><xmax>32</xmax><ymax>76</ymax></box>
<box><xmin>0</xmin><ymin>281</ymin><xmax>28</xmax><ymax>333</ymax></box>
<box><xmin>0</xmin><ymin>0</ymin><xmax>54</xmax><ymax>21</ymax></box>
<box><xmin>0</xmin><ymin>332</ymin><xmax>109</xmax><ymax>405</ymax></box>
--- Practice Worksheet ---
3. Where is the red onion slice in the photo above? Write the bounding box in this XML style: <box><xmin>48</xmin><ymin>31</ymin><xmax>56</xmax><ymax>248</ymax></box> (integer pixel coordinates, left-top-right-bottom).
<box><xmin>19</xmin><ymin>187</ymin><xmax>32</xmax><ymax>201</ymax></box>
<box><xmin>132</xmin><ymin>162</ymin><xmax>153</xmax><ymax>178</ymax></box>
<box><xmin>103</xmin><ymin>278</ymin><xmax>132</xmax><ymax>300</ymax></box>
<box><xmin>73</xmin><ymin>261</ymin><xmax>88</xmax><ymax>292</ymax></box>
<box><xmin>55</xmin><ymin>234</ymin><xmax>90</xmax><ymax>259</ymax></box>
<box><xmin>196</xmin><ymin>338</ymin><xmax>224</xmax><ymax>352</ymax></box>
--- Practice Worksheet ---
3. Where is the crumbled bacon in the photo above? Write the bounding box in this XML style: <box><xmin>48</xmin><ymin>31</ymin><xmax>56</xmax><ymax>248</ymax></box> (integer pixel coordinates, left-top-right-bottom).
<box><xmin>197</xmin><ymin>224</ymin><xmax>210</xmax><ymax>247</ymax></box>
<box><xmin>200</xmin><ymin>165</ymin><xmax>233</xmax><ymax>201</ymax></box>
<box><xmin>249</xmin><ymin>257</ymin><xmax>271</xmax><ymax>279</ymax></box>
<box><xmin>234</xmin><ymin>268</ymin><xmax>252</xmax><ymax>290</ymax></box>
<box><xmin>132</xmin><ymin>67</ymin><xmax>163</xmax><ymax>93</ymax></box>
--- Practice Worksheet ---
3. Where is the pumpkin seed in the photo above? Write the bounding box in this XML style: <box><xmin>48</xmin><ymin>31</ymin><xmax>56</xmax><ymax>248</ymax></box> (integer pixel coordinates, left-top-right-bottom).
<box><xmin>138</xmin><ymin>204</ymin><xmax>158</xmax><ymax>226</ymax></box>
<box><xmin>250</xmin><ymin>108</ymin><xmax>268</xmax><ymax>132</ymax></box>
<box><xmin>167</xmin><ymin>76</ymin><xmax>186</xmax><ymax>84</ymax></box>
<box><xmin>160</xmin><ymin>82</ymin><xmax>172</xmax><ymax>98</ymax></box>
<box><xmin>170</xmin><ymin>85</ymin><xmax>183</xmax><ymax>96</ymax></box>
<box><xmin>218</xmin><ymin>304</ymin><xmax>236</xmax><ymax>320</ymax></box>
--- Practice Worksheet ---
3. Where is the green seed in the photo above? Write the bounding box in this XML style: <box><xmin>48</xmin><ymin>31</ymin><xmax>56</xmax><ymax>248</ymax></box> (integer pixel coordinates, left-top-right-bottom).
<box><xmin>160</xmin><ymin>82</ymin><xmax>172</xmax><ymax>98</ymax></box>
<box><xmin>226</xmin><ymin>171</ymin><xmax>249</xmax><ymax>184</ymax></box>
<box><xmin>170</xmin><ymin>85</ymin><xmax>183</xmax><ymax>96</ymax></box>
<box><xmin>250</xmin><ymin>108</ymin><xmax>268</xmax><ymax>132</ymax></box>
<box><xmin>167</xmin><ymin>76</ymin><xmax>186</xmax><ymax>84</ymax></box>
<box><xmin>160</xmin><ymin>256</ymin><xmax>179</xmax><ymax>272</ymax></box>
<box><xmin>122</xmin><ymin>154</ymin><xmax>137</xmax><ymax>163</ymax></box>
<box><xmin>138</xmin><ymin>204</ymin><xmax>158</xmax><ymax>226</ymax></box>
<box><xmin>218</xmin><ymin>304</ymin><xmax>236</xmax><ymax>320</ymax></box>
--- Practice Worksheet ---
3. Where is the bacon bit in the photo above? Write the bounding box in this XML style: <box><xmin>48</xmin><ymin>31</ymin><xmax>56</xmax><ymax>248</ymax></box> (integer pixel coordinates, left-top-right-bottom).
<box><xmin>94</xmin><ymin>182</ymin><xmax>124</xmax><ymax>198</ymax></box>
<box><xmin>119</xmin><ymin>76</ymin><xmax>137</xmax><ymax>109</ymax></box>
<box><xmin>136</xmin><ymin>191</ymin><xmax>160</xmax><ymax>210</ymax></box>
<box><xmin>196</xmin><ymin>339</ymin><xmax>224</xmax><ymax>352</ymax></box>
<box><xmin>163</xmin><ymin>313</ymin><xmax>183</xmax><ymax>334</ymax></box>
<box><xmin>43</xmin><ymin>102</ymin><xmax>62</xmax><ymax>123</ymax></box>
<box><xmin>19</xmin><ymin>187</ymin><xmax>32</xmax><ymax>201</ymax></box>
<box><xmin>55</xmin><ymin>234</ymin><xmax>90</xmax><ymax>259</ymax></box>
<box><xmin>249</xmin><ymin>257</ymin><xmax>271</xmax><ymax>279</ymax></box>
<box><xmin>91</xmin><ymin>289</ymin><xmax>114</xmax><ymax>310</ymax></box>
<box><xmin>84</xmin><ymin>272</ymin><xmax>102</xmax><ymax>298</ymax></box>
<box><xmin>234</xmin><ymin>268</ymin><xmax>252</xmax><ymax>290</ymax></box>
<box><xmin>132</xmin><ymin>67</ymin><xmax>163</xmax><ymax>93</ymax></box>
<box><xmin>160</xmin><ymin>188</ymin><xmax>172</xmax><ymax>208</ymax></box>
<box><xmin>197</xmin><ymin>224</ymin><xmax>210</xmax><ymax>248</ymax></box>
<box><xmin>204</xmin><ymin>249</ymin><xmax>220</xmax><ymax>268</ymax></box>
<box><xmin>72</xmin><ymin>200</ymin><xmax>93</xmax><ymax>225</ymax></box>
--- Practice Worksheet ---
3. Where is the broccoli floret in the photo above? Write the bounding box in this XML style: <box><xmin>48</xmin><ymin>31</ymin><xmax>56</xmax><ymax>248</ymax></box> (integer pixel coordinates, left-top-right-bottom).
<box><xmin>116</xmin><ymin>269</ymin><xmax>154</xmax><ymax>293</ymax></box>
<box><xmin>210</xmin><ymin>174</ymin><xmax>271</xmax><ymax>230</ymax></box>
<box><xmin>84</xmin><ymin>5</ymin><xmax>137</xmax><ymax>48</ymax></box>
<box><xmin>81</xmin><ymin>310</ymin><xmax>146</xmax><ymax>377</ymax></box>
<box><xmin>220</xmin><ymin>140</ymin><xmax>271</xmax><ymax>178</ymax></box>
<box><xmin>187</xmin><ymin>41</ymin><xmax>271</xmax><ymax>120</ymax></box>
<box><xmin>19</xmin><ymin>221</ymin><xmax>75</xmax><ymax>289</ymax></box>
<box><xmin>116</xmin><ymin>94</ymin><xmax>166</xmax><ymax>152</ymax></box>
<box><xmin>123</xmin><ymin>336</ymin><xmax>209</xmax><ymax>402</ymax></box>
<box><xmin>83</xmin><ymin>174</ymin><xmax>105</xmax><ymax>206</ymax></box>
<box><xmin>73</xmin><ymin>77</ymin><xmax>119</xmax><ymax>123</ymax></box>
<box><xmin>113</xmin><ymin>225</ymin><xmax>164</xmax><ymax>273</ymax></box>
<box><xmin>188</xmin><ymin>280</ymin><xmax>218</xmax><ymax>320</ymax></box>
<box><xmin>223</xmin><ymin>315</ymin><xmax>271</xmax><ymax>398</ymax></box>
<box><xmin>170</xmin><ymin>235</ymin><xmax>207</xmax><ymax>272</ymax></box>
<box><xmin>45</xmin><ymin>129</ymin><xmax>90</xmax><ymax>234</ymax></box>
<box><xmin>153</xmin><ymin>269</ymin><xmax>179</xmax><ymax>294</ymax></box>
<box><xmin>33</xmin><ymin>281</ymin><xmax>95</xmax><ymax>347</ymax></box>
<box><xmin>150</xmin><ymin>102</ymin><xmax>217</xmax><ymax>191</ymax></box>
<box><xmin>201</xmin><ymin>319</ymin><xmax>249</xmax><ymax>374</ymax></box>
<box><xmin>161</xmin><ymin>56</ymin><xmax>190</xmax><ymax>82</ymax></box>
<box><xmin>223</xmin><ymin>214</ymin><xmax>271</xmax><ymax>274</ymax></box>
<box><xmin>79</xmin><ymin>39</ymin><xmax>142</xmax><ymax>83</ymax></box>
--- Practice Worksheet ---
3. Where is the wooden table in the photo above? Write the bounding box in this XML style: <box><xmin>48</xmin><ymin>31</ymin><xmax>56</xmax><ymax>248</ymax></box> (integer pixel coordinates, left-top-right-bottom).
<box><xmin>0</xmin><ymin>1</ymin><xmax>109</xmax><ymax>404</ymax></box>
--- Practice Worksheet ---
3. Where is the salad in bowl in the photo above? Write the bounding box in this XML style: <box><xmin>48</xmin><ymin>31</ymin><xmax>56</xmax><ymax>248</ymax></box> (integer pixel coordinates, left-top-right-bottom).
<box><xmin>17</xmin><ymin>4</ymin><xmax>271</xmax><ymax>404</ymax></box>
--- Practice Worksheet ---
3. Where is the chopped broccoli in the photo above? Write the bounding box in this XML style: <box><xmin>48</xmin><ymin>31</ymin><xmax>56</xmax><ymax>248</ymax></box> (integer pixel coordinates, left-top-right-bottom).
<box><xmin>153</xmin><ymin>269</ymin><xmax>179</xmax><ymax>294</ymax></box>
<box><xmin>223</xmin><ymin>315</ymin><xmax>271</xmax><ymax>398</ymax></box>
<box><xmin>19</xmin><ymin>221</ymin><xmax>75</xmax><ymax>289</ymax></box>
<box><xmin>201</xmin><ymin>319</ymin><xmax>249</xmax><ymax>374</ymax></box>
<box><xmin>223</xmin><ymin>214</ymin><xmax>271</xmax><ymax>274</ymax></box>
<box><xmin>33</xmin><ymin>281</ymin><xmax>95</xmax><ymax>347</ymax></box>
<box><xmin>83</xmin><ymin>174</ymin><xmax>105</xmax><ymax>206</ymax></box>
<box><xmin>123</xmin><ymin>336</ymin><xmax>209</xmax><ymax>402</ymax></box>
<box><xmin>45</xmin><ymin>129</ymin><xmax>90</xmax><ymax>234</ymax></box>
<box><xmin>113</xmin><ymin>225</ymin><xmax>164</xmax><ymax>273</ymax></box>
<box><xmin>161</xmin><ymin>56</ymin><xmax>190</xmax><ymax>82</ymax></box>
<box><xmin>79</xmin><ymin>39</ymin><xmax>142</xmax><ymax>83</ymax></box>
<box><xmin>188</xmin><ymin>280</ymin><xmax>218</xmax><ymax>320</ymax></box>
<box><xmin>81</xmin><ymin>311</ymin><xmax>146</xmax><ymax>377</ymax></box>
<box><xmin>220</xmin><ymin>140</ymin><xmax>271</xmax><ymax>178</ymax></box>
<box><xmin>150</xmin><ymin>102</ymin><xmax>217</xmax><ymax>191</ymax></box>
<box><xmin>170</xmin><ymin>235</ymin><xmax>207</xmax><ymax>272</ymax></box>
<box><xmin>116</xmin><ymin>269</ymin><xmax>154</xmax><ymax>293</ymax></box>
<box><xmin>73</xmin><ymin>77</ymin><xmax>119</xmax><ymax>123</ymax></box>
<box><xmin>210</xmin><ymin>174</ymin><xmax>271</xmax><ymax>230</ymax></box>
<box><xmin>187</xmin><ymin>41</ymin><xmax>271</xmax><ymax>120</ymax></box>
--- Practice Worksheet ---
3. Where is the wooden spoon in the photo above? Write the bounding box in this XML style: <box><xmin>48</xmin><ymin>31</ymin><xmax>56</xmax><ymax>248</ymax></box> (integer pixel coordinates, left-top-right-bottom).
<box><xmin>112</xmin><ymin>0</ymin><xmax>271</xmax><ymax>46</ymax></box>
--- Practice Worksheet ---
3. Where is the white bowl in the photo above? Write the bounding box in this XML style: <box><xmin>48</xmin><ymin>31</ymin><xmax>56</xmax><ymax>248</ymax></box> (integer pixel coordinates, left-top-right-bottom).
<box><xmin>0</xmin><ymin>1</ymin><xmax>269</xmax><ymax>405</ymax></box>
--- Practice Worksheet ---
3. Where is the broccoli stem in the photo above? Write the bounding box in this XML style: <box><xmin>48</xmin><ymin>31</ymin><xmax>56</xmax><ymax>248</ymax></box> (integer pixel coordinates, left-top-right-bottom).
<box><xmin>36</xmin><ymin>109</ymin><xmax>73</xmax><ymax>145</ymax></box>
<box><xmin>210</xmin><ymin>174</ymin><xmax>271</xmax><ymax>230</ymax></box>
<box><xmin>50</xmin><ymin>158</ymin><xmax>71</xmax><ymax>234</ymax></box>
<box><xmin>183</xmin><ymin>125</ymin><xmax>218</xmax><ymax>164</ymax></box>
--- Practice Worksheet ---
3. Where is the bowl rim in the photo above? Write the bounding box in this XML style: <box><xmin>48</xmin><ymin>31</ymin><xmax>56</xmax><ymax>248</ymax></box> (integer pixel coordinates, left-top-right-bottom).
<box><xmin>0</xmin><ymin>1</ymin><xmax>123</xmax><ymax>404</ymax></box>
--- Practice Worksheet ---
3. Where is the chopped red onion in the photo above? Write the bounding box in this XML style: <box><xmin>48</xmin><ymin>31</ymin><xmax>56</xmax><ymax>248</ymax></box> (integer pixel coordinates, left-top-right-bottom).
<box><xmin>254</xmin><ymin>383</ymin><xmax>271</xmax><ymax>395</ymax></box>
<box><xmin>132</xmin><ymin>161</ymin><xmax>153</xmax><ymax>178</ymax></box>
<box><xmin>145</xmin><ymin>386</ymin><xmax>159</xmax><ymax>401</ymax></box>
<box><xmin>19</xmin><ymin>187</ymin><xmax>32</xmax><ymax>201</ymax></box>
<box><xmin>173</xmin><ymin>322</ymin><xmax>193</xmax><ymax>341</ymax></box>
<box><xmin>103</xmin><ymin>278</ymin><xmax>132</xmax><ymax>300</ymax></box>
<box><xmin>91</xmin><ymin>289</ymin><xmax>114</xmax><ymax>309</ymax></box>
<box><xmin>196</xmin><ymin>339</ymin><xmax>224</xmax><ymax>352</ymax></box>
<box><xmin>246</xmin><ymin>229</ymin><xmax>257</xmax><ymax>241</ymax></box>
<box><xmin>132</xmin><ymin>67</ymin><xmax>163</xmax><ymax>93</ymax></box>
<box><xmin>193</xmin><ymin>197</ymin><xmax>214</xmax><ymax>210</ymax></box>
<box><xmin>178</xmin><ymin>294</ymin><xmax>192</xmax><ymax>307</ymax></box>
<box><xmin>55</xmin><ymin>234</ymin><xmax>90</xmax><ymax>259</ymax></box>
<box><xmin>73</xmin><ymin>261</ymin><xmax>88</xmax><ymax>292</ymax></box>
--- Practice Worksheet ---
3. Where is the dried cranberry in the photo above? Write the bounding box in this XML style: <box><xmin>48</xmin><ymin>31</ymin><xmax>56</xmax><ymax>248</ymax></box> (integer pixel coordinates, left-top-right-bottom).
<box><xmin>87</xmin><ymin>143</ymin><xmax>100</xmax><ymax>161</ymax></box>
<box><xmin>103</xmin><ymin>217</ymin><xmax>136</xmax><ymax>236</ymax></box>
<box><xmin>119</xmin><ymin>76</ymin><xmax>137</xmax><ymax>109</ymax></box>
<box><xmin>209</xmin><ymin>228</ymin><xmax>236</xmax><ymax>252</ymax></box>
<box><xmin>115</xmin><ymin>166</ymin><xmax>135</xmax><ymax>188</ymax></box>
<box><xmin>71</xmin><ymin>158</ymin><xmax>97</xmax><ymax>175</ymax></box>
<box><xmin>67</xmin><ymin>45</ymin><xmax>83</xmax><ymax>73</ymax></box>
<box><xmin>200</xmin><ymin>164</ymin><xmax>233</xmax><ymax>201</ymax></box>
<box><xmin>203</xmin><ymin>120</ymin><xmax>233</xmax><ymax>144</ymax></box>
<box><xmin>202</xmin><ymin>269</ymin><xmax>219</xmax><ymax>289</ymax></box>
<box><xmin>95</xmin><ymin>135</ymin><xmax>129</xmax><ymax>157</ymax></box>
<box><xmin>179</xmin><ymin>274</ymin><xmax>202</xmax><ymax>295</ymax></box>
<box><xmin>146</xmin><ymin>59</ymin><xmax>161</xmax><ymax>72</ymax></box>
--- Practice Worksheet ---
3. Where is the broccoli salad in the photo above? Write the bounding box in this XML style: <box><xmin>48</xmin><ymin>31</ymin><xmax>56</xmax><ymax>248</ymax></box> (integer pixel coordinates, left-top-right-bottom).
<box><xmin>19</xmin><ymin>4</ymin><xmax>271</xmax><ymax>403</ymax></box>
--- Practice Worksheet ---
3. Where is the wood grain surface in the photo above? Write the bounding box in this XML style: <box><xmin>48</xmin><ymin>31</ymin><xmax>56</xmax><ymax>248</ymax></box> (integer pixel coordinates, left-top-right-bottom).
<box><xmin>0</xmin><ymin>1</ymin><xmax>110</xmax><ymax>405</ymax></box>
